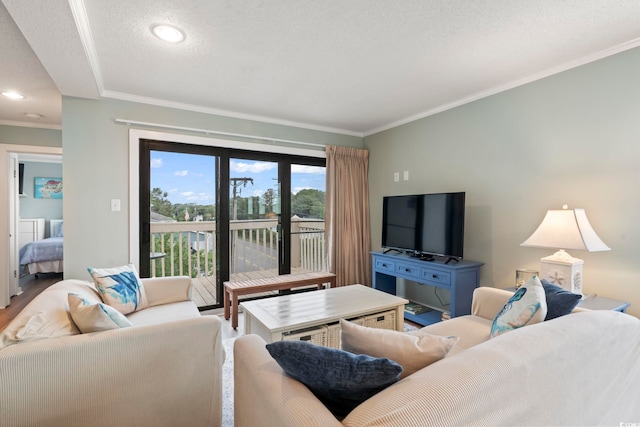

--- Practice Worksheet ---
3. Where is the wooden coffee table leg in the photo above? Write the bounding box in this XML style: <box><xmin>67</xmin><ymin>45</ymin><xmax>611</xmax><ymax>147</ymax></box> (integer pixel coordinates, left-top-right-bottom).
<box><xmin>223</xmin><ymin>288</ymin><xmax>230</xmax><ymax>320</ymax></box>
<box><xmin>231</xmin><ymin>293</ymin><xmax>239</xmax><ymax>329</ymax></box>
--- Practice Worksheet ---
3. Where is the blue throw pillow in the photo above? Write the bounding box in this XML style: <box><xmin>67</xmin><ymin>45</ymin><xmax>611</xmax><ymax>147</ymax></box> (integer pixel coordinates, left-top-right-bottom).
<box><xmin>88</xmin><ymin>264</ymin><xmax>149</xmax><ymax>315</ymax></box>
<box><xmin>541</xmin><ymin>279</ymin><xmax>581</xmax><ymax>320</ymax></box>
<box><xmin>266</xmin><ymin>340</ymin><xmax>402</xmax><ymax>419</ymax></box>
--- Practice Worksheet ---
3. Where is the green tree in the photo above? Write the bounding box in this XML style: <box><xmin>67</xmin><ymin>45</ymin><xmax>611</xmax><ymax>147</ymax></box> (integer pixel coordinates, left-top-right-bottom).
<box><xmin>151</xmin><ymin>187</ymin><xmax>174</xmax><ymax>218</ymax></box>
<box><xmin>292</xmin><ymin>189</ymin><xmax>325</xmax><ymax>219</ymax></box>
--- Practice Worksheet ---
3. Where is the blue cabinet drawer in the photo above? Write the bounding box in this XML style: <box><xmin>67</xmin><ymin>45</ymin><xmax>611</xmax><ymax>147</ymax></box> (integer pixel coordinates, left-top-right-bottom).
<box><xmin>375</xmin><ymin>259</ymin><xmax>395</xmax><ymax>274</ymax></box>
<box><xmin>395</xmin><ymin>263</ymin><xmax>421</xmax><ymax>279</ymax></box>
<box><xmin>421</xmin><ymin>268</ymin><xmax>451</xmax><ymax>286</ymax></box>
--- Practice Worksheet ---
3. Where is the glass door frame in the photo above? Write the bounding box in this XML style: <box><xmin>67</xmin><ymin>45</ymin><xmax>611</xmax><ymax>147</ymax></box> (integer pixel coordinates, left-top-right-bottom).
<box><xmin>138</xmin><ymin>137</ymin><xmax>325</xmax><ymax>310</ymax></box>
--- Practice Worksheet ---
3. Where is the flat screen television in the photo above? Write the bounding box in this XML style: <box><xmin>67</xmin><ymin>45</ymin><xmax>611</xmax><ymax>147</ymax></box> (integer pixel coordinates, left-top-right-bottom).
<box><xmin>382</xmin><ymin>192</ymin><xmax>465</xmax><ymax>261</ymax></box>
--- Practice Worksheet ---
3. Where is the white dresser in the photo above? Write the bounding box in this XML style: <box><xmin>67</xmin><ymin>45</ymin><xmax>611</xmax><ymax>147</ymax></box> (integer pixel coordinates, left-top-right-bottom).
<box><xmin>19</xmin><ymin>218</ymin><xmax>45</xmax><ymax>251</ymax></box>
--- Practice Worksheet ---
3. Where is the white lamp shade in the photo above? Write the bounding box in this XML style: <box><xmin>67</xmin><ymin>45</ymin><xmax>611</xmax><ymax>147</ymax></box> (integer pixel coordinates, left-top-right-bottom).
<box><xmin>520</xmin><ymin>208</ymin><xmax>610</xmax><ymax>252</ymax></box>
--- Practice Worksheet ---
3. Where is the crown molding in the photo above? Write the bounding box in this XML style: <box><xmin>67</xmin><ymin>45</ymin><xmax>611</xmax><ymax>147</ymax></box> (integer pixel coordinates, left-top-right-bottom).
<box><xmin>0</xmin><ymin>120</ymin><xmax>62</xmax><ymax>130</ymax></box>
<box><xmin>364</xmin><ymin>38</ymin><xmax>640</xmax><ymax>137</ymax></box>
<box><xmin>68</xmin><ymin>0</ymin><xmax>104</xmax><ymax>93</ymax></box>
<box><xmin>102</xmin><ymin>90</ymin><xmax>364</xmax><ymax>138</ymax></box>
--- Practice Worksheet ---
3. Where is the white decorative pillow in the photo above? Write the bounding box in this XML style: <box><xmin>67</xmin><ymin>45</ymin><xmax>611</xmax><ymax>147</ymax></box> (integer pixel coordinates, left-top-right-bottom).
<box><xmin>490</xmin><ymin>275</ymin><xmax>547</xmax><ymax>337</ymax></box>
<box><xmin>87</xmin><ymin>264</ymin><xmax>149</xmax><ymax>314</ymax></box>
<box><xmin>340</xmin><ymin>319</ymin><xmax>459</xmax><ymax>379</ymax></box>
<box><xmin>68</xmin><ymin>293</ymin><xmax>133</xmax><ymax>333</ymax></box>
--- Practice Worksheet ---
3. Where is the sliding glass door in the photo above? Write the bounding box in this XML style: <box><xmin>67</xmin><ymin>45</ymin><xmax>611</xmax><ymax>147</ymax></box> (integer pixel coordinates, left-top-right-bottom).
<box><xmin>139</xmin><ymin>139</ymin><xmax>326</xmax><ymax>310</ymax></box>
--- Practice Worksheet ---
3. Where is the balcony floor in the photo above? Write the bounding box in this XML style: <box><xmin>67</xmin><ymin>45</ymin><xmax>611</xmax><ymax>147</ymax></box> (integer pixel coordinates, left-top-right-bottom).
<box><xmin>190</xmin><ymin>266</ymin><xmax>314</xmax><ymax>308</ymax></box>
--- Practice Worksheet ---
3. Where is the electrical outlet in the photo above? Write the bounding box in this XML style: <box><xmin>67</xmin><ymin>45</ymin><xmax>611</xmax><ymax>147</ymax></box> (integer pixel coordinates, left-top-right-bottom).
<box><xmin>403</xmin><ymin>171</ymin><xmax>409</xmax><ymax>181</ymax></box>
<box><xmin>111</xmin><ymin>199</ymin><xmax>121</xmax><ymax>212</ymax></box>
<box><xmin>393</xmin><ymin>172</ymin><xmax>400</xmax><ymax>182</ymax></box>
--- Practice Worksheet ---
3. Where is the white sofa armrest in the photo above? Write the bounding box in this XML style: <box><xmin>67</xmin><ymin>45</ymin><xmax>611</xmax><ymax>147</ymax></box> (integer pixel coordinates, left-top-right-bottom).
<box><xmin>471</xmin><ymin>287</ymin><xmax>513</xmax><ymax>321</ymax></box>
<box><xmin>141</xmin><ymin>276</ymin><xmax>192</xmax><ymax>307</ymax></box>
<box><xmin>234</xmin><ymin>334</ymin><xmax>343</xmax><ymax>427</ymax></box>
<box><xmin>0</xmin><ymin>315</ymin><xmax>224</xmax><ymax>426</ymax></box>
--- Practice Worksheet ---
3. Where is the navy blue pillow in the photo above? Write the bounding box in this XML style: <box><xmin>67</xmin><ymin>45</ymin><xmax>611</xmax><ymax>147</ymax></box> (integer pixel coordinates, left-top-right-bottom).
<box><xmin>266</xmin><ymin>340</ymin><xmax>402</xmax><ymax>419</ymax></box>
<box><xmin>541</xmin><ymin>279</ymin><xmax>581</xmax><ymax>320</ymax></box>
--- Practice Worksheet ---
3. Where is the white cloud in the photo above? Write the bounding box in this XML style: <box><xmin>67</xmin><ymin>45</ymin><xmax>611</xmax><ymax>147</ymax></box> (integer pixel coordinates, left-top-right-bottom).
<box><xmin>292</xmin><ymin>165</ymin><xmax>325</xmax><ymax>174</ymax></box>
<box><xmin>174</xmin><ymin>170</ymin><xmax>188</xmax><ymax>176</ymax></box>
<box><xmin>292</xmin><ymin>186</ymin><xmax>314</xmax><ymax>194</ymax></box>
<box><xmin>231</xmin><ymin>160</ymin><xmax>276</xmax><ymax>173</ymax></box>
<box><xmin>179</xmin><ymin>191</ymin><xmax>215</xmax><ymax>203</ymax></box>
<box><xmin>150</xmin><ymin>158</ymin><xmax>163</xmax><ymax>168</ymax></box>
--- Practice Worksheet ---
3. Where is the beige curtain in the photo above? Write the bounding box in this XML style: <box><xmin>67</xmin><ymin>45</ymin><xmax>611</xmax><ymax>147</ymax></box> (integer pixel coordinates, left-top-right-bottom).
<box><xmin>325</xmin><ymin>145</ymin><xmax>371</xmax><ymax>287</ymax></box>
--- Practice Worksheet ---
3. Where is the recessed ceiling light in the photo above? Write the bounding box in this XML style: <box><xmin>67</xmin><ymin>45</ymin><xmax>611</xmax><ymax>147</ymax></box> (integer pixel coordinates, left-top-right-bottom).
<box><xmin>151</xmin><ymin>24</ymin><xmax>185</xmax><ymax>43</ymax></box>
<box><xmin>25</xmin><ymin>113</ymin><xmax>43</xmax><ymax>119</ymax></box>
<box><xmin>2</xmin><ymin>91</ymin><xmax>24</xmax><ymax>100</ymax></box>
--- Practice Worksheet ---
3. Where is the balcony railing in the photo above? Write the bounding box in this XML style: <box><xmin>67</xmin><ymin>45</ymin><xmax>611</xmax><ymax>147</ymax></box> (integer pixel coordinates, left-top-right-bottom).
<box><xmin>149</xmin><ymin>216</ymin><xmax>326</xmax><ymax>306</ymax></box>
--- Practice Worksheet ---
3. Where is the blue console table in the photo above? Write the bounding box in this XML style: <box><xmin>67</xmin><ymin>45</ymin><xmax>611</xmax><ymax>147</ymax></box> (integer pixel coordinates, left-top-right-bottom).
<box><xmin>371</xmin><ymin>251</ymin><xmax>483</xmax><ymax>326</ymax></box>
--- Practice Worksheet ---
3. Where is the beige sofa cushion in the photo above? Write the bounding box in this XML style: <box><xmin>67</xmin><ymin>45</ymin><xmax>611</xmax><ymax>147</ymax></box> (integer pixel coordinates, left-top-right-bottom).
<box><xmin>420</xmin><ymin>315</ymin><xmax>492</xmax><ymax>356</ymax></box>
<box><xmin>0</xmin><ymin>280</ymin><xmax>100</xmax><ymax>348</ymax></box>
<box><xmin>126</xmin><ymin>300</ymin><xmax>200</xmax><ymax>326</ymax></box>
<box><xmin>340</xmin><ymin>319</ymin><xmax>459</xmax><ymax>378</ymax></box>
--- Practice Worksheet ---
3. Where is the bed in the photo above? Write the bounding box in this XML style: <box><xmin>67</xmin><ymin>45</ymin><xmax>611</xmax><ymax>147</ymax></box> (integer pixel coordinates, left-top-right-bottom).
<box><xmin>19</xmin><ymin>219</ymin><xmax>63</xmax><ymax>275</ymax></box>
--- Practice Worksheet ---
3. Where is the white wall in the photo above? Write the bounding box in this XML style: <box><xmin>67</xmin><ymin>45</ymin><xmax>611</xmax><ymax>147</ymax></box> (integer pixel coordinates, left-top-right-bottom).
<box><xmin>61</xmin><ymin>98</ymin><xmax>363</xmax><ymax>279</ymax></box>
<box><xmin>365</xmin><ymin>47</ymin><xmax>640</xmax><ymax>317</ymax></box>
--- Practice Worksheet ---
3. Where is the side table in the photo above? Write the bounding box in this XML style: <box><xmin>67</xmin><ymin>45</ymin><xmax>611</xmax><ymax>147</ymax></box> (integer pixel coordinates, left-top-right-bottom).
<box><xmin>578</xmin><ymin>294</ymin><xmax>630</xmax><ymax>313</ymax></box>
<box><xmin>504</xmin><ymin>287</ymin><xmax>630</xmax><ymax>313</ymax></box>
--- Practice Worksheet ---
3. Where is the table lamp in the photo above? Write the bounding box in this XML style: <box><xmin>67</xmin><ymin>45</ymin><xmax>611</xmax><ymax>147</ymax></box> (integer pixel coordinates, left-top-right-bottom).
<box><xmin>520</xmin><ymin>205</ymin><xmax>610</xmax><ymax>296</ymax></box>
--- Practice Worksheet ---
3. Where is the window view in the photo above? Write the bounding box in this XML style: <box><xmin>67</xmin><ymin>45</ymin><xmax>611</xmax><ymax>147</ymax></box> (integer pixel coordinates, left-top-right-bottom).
<box><xmin>149</xmin><ymin>150</ymin><xmax>218</xmax><ymax>308</ymax></box>
<box><xmin>229</xmin><ymin>158</ymin><xmax>279</xmax><ymax>278</ymax></box>
<box><xmin>144</xmin><ymin>143</ymin><xmax>327</xmax><ymax>310</ymax></box>
<box><xmin>291</xmin><ymin>163</ymin><xmax>327</xmax><ymax>273</ymax></box>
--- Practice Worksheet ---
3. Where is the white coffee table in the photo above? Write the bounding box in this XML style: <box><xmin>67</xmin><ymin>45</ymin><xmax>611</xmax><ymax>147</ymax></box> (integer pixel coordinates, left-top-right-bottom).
<box><xmin>241</xmin><ymin>284</ymin><xmax>409</xmax><ymax>344</ymax></box>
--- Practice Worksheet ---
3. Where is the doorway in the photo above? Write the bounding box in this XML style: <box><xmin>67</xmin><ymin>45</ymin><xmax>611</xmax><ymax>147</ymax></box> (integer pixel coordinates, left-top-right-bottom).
<box><xmin>1</xmin><ymin>144</ymin><xmax>62</xmax><ymax>309</ymax></box>
<box><xmin>138</xmin><ymin>138</ymin><xmax>326</xmax><ymax>311</ymax></box>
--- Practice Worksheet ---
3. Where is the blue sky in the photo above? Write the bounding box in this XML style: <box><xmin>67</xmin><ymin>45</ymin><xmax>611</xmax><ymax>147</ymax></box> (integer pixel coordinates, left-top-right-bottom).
<box><xmin>150</xmin><ymin>151</ymin><xmax>326</xmax><ymax>205</ymax></box>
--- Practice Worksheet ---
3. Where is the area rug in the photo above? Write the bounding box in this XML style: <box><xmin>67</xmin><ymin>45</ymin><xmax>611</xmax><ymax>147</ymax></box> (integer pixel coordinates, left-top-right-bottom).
<box><xmin>222</xmin><ymin>337</ymin><xmax>235</xmax><ymax>427</ymax></box>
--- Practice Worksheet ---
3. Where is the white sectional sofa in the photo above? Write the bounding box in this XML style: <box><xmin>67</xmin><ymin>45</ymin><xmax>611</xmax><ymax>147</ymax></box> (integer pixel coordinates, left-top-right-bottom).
<box><xmin>234</xmin><ymin>286</ymin><xmax>640</xmax><ymax>426</ymax></box>
<box><xmin>0</xmin><ymin>277</ymin><xmax>224</xmax><ymax>427</ymax></box>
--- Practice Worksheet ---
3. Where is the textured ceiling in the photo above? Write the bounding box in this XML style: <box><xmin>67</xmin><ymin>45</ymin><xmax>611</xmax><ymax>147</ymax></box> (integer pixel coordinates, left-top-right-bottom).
<box><xmin>2</xmin><ymin>0</ymin><xmax>640</xmax><ymax>135</ymax></box>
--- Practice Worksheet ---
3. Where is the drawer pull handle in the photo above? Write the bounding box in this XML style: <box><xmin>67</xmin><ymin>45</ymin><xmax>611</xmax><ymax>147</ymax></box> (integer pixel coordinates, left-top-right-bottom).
<box><xmin>382</xmin><ymin>264</ymin><xmax>387</xmax><ymax>268</ymax></box>
<box><xmin>432</xmin><ymin>274</ymin><xmax>438</xmax><ymax>279</ymax></box>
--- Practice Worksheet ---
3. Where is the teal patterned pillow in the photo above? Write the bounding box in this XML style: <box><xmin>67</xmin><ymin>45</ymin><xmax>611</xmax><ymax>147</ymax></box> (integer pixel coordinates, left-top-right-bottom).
<box><xmin>88</xmin><ymin>264</ymin><xmax>149</xmax><ymax>314</ymax></box>
<box><xmin>68</xmin><ymin>293</ymin><xmax>133</xmax><ymax>333</ymax></box>
<box><xmin>490</xmin><ymin>275</ymin><xmax>547</xmax><ymax>337</ymax></box>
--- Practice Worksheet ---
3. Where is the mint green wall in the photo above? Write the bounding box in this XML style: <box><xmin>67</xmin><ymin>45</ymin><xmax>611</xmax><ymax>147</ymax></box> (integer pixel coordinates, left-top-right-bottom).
<box><xmin>365</xmin><ymin>47</ymin><xmax>640</xmax><ymax>317</ymax></box>
<box><xmin>62</xmin><ymin>97</ymin><xmax>363</xmax><ymax>279</ymax></box>
<box><xmin>0</xmin><ymin>125</ymin><xmax>61</xmax><ymax>147</ymax></box>
<box><xmin>19</xmin><ymin>161</ymin><xmax>63</xmax><ymax>235</ymax></box>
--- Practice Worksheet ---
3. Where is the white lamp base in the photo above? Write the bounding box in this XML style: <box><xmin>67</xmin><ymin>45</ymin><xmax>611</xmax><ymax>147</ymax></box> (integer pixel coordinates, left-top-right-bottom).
<box><xmin>540</xmin><ymin>249</ymin><xmax>584</xmax><ymax>296</ymax></box>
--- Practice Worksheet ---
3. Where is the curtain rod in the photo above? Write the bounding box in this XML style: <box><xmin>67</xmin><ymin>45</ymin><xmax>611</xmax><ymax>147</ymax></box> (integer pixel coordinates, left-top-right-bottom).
<box><xmin>114</xmin><ymin>118</ymin><xmax>326</xmax><ymax>149</ymax></box>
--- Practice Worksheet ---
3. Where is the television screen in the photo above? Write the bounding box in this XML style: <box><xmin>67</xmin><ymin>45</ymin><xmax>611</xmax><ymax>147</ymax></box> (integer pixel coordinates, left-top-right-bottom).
<box><xmin>382</xmin><ymin>192</ymin><xmax>465</xmax><ymax>259</ymax></box>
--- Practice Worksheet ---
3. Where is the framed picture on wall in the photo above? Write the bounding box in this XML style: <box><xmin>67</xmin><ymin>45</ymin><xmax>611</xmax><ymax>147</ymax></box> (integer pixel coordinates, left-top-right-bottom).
<box><xmin>34</xmin><ymin>177</ymin><xmax>63</xmax><ymax>199</ymax></box>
